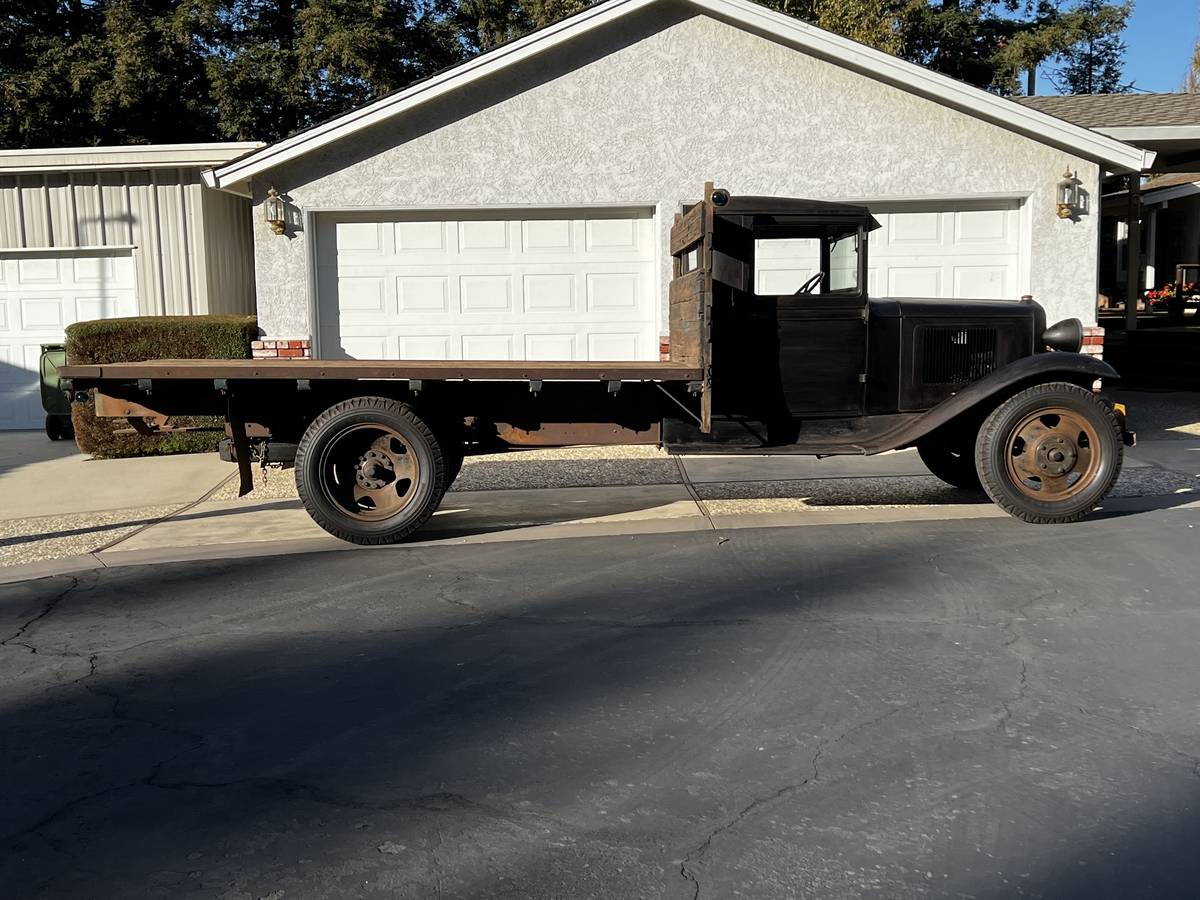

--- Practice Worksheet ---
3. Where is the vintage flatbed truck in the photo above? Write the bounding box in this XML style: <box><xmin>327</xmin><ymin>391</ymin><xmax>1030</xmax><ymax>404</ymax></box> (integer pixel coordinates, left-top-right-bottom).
<box><xmin>59</xmin><ymin>185</ymin><xmax>1129</xmax><ymax>545</ymax></box>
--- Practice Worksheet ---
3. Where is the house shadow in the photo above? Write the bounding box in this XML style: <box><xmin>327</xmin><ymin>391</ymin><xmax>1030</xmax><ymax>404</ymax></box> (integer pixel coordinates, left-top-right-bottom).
<box><xmin>2</xmin><ymin>525</ymin><xmax>1200</xmax><ymax>898</ymax></box>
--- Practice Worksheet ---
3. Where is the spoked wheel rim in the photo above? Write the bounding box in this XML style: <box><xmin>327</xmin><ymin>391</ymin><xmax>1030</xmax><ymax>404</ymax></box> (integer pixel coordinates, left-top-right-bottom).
<box><xmin>317</xmin><ymin>423</ymin><xmax>422</xmax><ymax>521</ymax></box>
<box><xmin>1004</xmin><ymin>406</ymin><xmax>1101</xmax><ymax>501</ymax></box>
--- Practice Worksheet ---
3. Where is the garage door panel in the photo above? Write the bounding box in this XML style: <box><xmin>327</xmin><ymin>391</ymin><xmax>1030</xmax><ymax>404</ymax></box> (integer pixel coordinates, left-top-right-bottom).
<box><xmin>522</xmin><ymin>220</ymin><xmax>574</xmax><ymax>253</ymax></box>
<box><xmin>336</xmin><ymin>221</ymin><xmax>387</xmax><ymax>254</ymax></box>
<box><xmin>525</xmin><ymin>333</ymin><xmax>577</xmax><ymax>359</ymax></box>
<box><xmin>586</xmin><ymin>273</ymin><xmax>640</xmax><ymax>311</ymax></box>
<box><xmin>523</xmin><ymin>274</ymin><xmax>576</xmax><ymax>313</ymax></box>
<box><xmin>459</xmin><ymin>275</ymin><xmax>513</xmax><ymax>313</ymax></box>
<box><xmin>458</xmin><ymin>219</ymin><xmax>511</xmax><ymax>253</ymax></box>
<box><xmin>395</xmin><ymin>221</ymin><xmax>446</xmax><ymax>252</ymax></box>
<box><xmin>587</xmin><ymin>332</ymin><xmax>641</xmax><ymax>361</ymax></box>
<box><xmin>17</xmin><ymin>257</ymin><xmax>60</xmax><ymax>283</ymax></box>
<box><xmin>341</xmin><ymin>335</ymin><xmax>390</xmax><ymax>359</ymax></box>
<box><xmin>953</xmin><ymin>208</ymin><xmax>1016</xmax><ymax>245</ymax></box>
<box><xmin>953</xmin><ymin>265</ymin><xmax>1008</xmax><ymax>299</ymax></box>
<box><xmin>20</xmin><ymin>296</ymin><xmax>66</xmax><ymax>331</ymax></box>
<box><xmin>887</xmin><ymin>267</ymin><xmax>942</xmax><ymax>297</ymax></box>
<box><xmin>462</xmin><ymin>334</ymin><xmax>514</xmax><ymax>360</ymax></box>
<box><xmin>398</xmin><ymin>336</ymin><xmax>451</xmax><ymax>360</ymax></box>
<box><xmin>885</xmin><ymin>211</ymin><xmax>943</xmax><ymax>246</ymax></box>
<box><xmin>337</xmin><ymin>277</ymin><xmax>388</xmax><ymax>314</ymax></box>
<box><xmin>396</xmin><ymin>276</ymin><xmax>448</xmax><ymax>314</ymax></box>
<box><xmin>321</xmin><ymin>210</ymin><xmax>657</xmax><ymax>362</ymax></box>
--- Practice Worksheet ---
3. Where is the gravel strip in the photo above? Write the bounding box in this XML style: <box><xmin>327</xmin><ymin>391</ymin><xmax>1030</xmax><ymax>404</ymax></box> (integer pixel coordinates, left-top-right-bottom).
<box><xmin>0</xmin><ymin>504</ymin><xmax>186</xmax><ymax>568</ymax></box>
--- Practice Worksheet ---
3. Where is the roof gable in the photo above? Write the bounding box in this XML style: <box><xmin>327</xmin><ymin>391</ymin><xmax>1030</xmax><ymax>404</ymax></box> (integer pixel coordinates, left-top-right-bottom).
<box><xmin>205</xmin><ymin>0</ymin><xmax>1152</xmax><ymax>190</ymax></box>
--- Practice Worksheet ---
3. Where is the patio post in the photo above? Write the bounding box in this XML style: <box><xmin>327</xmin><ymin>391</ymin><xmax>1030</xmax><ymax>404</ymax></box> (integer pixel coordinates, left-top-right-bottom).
<box><xmin>1125</xmin><ymin>175</ymin><xmax>1141</xmax><ymax>332</ymax></box>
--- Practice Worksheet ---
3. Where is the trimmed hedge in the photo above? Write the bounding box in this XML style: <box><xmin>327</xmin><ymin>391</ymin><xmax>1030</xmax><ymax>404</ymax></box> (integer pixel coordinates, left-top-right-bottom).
<box><xmin>66</xmin><ymin>315</ymin><xmax>257</xmax><ymax>458</ymax></box>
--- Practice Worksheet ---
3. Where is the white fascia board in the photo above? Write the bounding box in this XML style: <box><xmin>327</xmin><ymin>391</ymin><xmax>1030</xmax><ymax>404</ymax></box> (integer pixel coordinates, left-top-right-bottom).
<box><xmin>209</xmin><ymin>0</ymin><xmax>1152</xmax><ymax>188</ymax></box>
<box><xmin>1099</xmin><ymin>126</ymin><xmax>1200</xmax><ymax>143</ymax></box>
<box><xmin>0</xmin><ymin>142</ymin><xmax>266</xmax><ymax>174</ymax></box>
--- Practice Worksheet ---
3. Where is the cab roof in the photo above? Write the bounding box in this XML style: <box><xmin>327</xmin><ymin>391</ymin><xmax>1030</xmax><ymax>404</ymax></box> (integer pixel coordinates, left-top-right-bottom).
<box><xmin>713</xmin><ymin>194</ymin><xmax>881</xmax><ymax>232</ymax></box>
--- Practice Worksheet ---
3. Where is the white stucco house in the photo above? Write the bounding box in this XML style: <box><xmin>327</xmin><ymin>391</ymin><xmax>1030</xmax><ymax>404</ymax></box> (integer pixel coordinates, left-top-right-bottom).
<box><xmin>201</xmin><ymin>0</ymin><xmax>1153</xmax><ymax>365</ymax></box>
<box><xmin>0</xmin><ymin>142</ymin><xmax>260</xmax><ymax>429</ymax></box>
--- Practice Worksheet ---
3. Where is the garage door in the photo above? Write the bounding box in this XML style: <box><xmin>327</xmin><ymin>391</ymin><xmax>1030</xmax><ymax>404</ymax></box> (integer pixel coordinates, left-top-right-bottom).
<box><xmin>0</xmin><ymin>249</ymin><xmax>137</xmax><ymax>430</ymax></box>
<box><xmin>756</xmin><ymin>201</ymin><xmax>1023</xmax><ymax>300</ymax></box>
<box><xmin>316</xmin><ymin>209</ymin><xmax>658</xmax><ymax>362</ymax></box>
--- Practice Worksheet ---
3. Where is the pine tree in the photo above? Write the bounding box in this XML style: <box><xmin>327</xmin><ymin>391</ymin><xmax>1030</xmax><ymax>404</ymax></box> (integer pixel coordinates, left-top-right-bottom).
<box><xmin>1058</xmin><ymin>0</ymin><xmax>1130</xmax><ymax>94</ymax></box>
<box><xmin>0</xmin><ymin>0</ymin><xmax>214</xmax><ymax>147</ymax></box>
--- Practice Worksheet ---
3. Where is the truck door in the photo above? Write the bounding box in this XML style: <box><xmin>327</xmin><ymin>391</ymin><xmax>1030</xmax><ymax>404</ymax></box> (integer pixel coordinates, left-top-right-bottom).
<box><xmin>765</xmin><ymin>226</ymin><xmax>867</xmax><ymax>416</ymax></box>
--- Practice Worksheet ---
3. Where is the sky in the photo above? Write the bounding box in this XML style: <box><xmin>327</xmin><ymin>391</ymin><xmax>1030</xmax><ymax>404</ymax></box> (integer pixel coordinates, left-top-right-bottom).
<box><xmin>1034</xmin><ymin>0</ymin><xmax>1198</xmax><ymax>93</ymax></box>
<box><xmin>1115</xmin><ymin>0</ymin><xmax>1197</xmax><ymax>92</ymax></box>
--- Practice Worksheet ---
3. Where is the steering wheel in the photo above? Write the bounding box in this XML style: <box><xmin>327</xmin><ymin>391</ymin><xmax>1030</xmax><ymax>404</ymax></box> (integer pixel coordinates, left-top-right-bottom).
<box><xmin>794</xmin><ymin>271</ymin><xmax>824</xmax><ymax>295</ymax></box>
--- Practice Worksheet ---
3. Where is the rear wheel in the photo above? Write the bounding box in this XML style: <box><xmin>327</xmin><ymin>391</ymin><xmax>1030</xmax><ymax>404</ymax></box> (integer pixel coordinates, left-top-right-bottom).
<box><xmin>917</xmin><ymin>435</ymin><xmax>981</xmax><ymax>490</ymax></box>
<box><xmin>975</xmin><ymin>382</ymin><xmax>1122</xmax><ymax>524</ymax></box>
<box><xmin>295</xmin><ymin>397</ymin><xmax>446</xmax><ymax>545</ymax></box>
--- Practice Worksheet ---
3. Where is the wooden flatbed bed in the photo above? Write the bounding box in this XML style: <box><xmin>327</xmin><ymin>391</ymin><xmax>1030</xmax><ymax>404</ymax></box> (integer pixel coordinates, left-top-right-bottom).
<box><xmin>57</xmin><ymin>359</ymin><xmax>703</xmax><ymax>383</ymax></box>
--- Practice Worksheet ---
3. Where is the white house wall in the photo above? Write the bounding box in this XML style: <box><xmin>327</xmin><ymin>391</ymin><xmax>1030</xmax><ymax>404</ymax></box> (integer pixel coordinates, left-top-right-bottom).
<box><xmin>0</xmin><ymin>168</ymin><xmax>256</xmax><ymax>318</ymax></box>
<box><xmin>250</xmin><ymin>6</ymin><xmax>1101</xmax><ymax>339</ymax></box>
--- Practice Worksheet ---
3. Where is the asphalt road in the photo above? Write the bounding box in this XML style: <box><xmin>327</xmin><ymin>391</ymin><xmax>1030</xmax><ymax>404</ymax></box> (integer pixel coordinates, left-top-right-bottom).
<box><xmin>2</xmin><ymin>505</ymin><xmax>1200</xmax><ymax>899</ymax></box>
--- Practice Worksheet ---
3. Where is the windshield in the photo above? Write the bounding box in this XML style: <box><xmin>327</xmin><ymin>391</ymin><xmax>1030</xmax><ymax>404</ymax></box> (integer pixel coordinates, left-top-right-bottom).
<box><xmin>753</xmin><ymin>224</ymin><xmax>862</xmax><ymax>296</ymax></box>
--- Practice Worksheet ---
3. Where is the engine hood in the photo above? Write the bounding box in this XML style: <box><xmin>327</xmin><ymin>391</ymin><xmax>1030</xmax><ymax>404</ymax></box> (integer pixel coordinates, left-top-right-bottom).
<box><xmin>869</xmin><ymin>297</ymin><xmax>1040</xmax><ymax>319</ymax></box>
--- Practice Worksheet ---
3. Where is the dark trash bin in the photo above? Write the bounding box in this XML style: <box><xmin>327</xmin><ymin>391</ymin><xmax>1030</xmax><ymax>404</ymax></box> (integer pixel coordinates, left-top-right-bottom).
<box><xmin>39</xmin><ymin>344</ymin><xmax>75</xmax><ymax>441</ymax></box>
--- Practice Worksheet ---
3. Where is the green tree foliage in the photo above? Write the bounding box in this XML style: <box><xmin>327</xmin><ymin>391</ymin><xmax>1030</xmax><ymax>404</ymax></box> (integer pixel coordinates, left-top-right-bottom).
<box><xmin>0</xmin><ymin>0</ymin><xmax>214</xmax><ymax>146</ymax></box>
<box><xmin>1055</xmin><ymin>0</ymin><xmax>1130</xmax><ymax>94</ymax></box>
<box><xmin>759</xmin><ymin>0</ymin><xmax>910</xmax><ymax>54</ymax></box>
<box><xmin>904</xmin><ymin>0</ymin><xmax>1130</xmax><ymax>95</ymax></box>
<box><xmin>182</xmin><ymin>0</ymin><xmax>465</xmax><ymax>141</ymax></box>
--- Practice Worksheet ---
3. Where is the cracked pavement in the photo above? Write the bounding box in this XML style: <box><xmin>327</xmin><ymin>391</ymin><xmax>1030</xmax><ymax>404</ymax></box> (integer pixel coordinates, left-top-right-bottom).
<box><xmin>2</xmin><ymin>506</ymin><xmax>1200</xmax><ymax>898</ymax></box>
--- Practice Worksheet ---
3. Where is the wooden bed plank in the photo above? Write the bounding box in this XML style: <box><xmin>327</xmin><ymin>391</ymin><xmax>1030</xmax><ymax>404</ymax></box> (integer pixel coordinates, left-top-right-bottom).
<box><xmin>59</xmin><ymin>358</ymin><xmax>702</xmax><ymax>382</ymax></box>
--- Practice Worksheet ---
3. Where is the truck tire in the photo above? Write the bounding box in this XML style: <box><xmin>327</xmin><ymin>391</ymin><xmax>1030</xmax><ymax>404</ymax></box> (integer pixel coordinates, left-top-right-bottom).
<box><xmin>975</xmin><ymin>382</ymin><xmax>1122</xmax><ymax>524</ymax></box>
<box><xmin>295</xmin><ymin>396</ymin><xmax>446</xmax><ymax>545</ymax></box>
<box><xmin>443</xmin><ymin>443</ymin><xmax>465</xmax><ymax>486</ymax></box>
<box><xmin>917</xmin><ymin>437</ymin><xmax>981</xmax><ymax>490</ymax></box>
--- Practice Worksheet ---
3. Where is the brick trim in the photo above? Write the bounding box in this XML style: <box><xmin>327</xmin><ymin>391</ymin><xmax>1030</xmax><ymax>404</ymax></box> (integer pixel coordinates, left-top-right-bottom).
<box><xmin>1082</xmin><ymin>326</ymin><xmax>1104</xmax><ymax>360</ymax></box>
<box><xmin>252</xmin><ymin>338</ymin><xmax>312</xmax><ymax>359</ymax></box>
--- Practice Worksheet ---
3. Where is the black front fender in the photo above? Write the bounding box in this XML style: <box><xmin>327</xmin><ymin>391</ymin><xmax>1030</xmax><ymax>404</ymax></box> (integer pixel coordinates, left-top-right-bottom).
<box><xmin>870</xmin><ymin>353</ymin><xmax>1118</xmax><ymax>453</ymax></box>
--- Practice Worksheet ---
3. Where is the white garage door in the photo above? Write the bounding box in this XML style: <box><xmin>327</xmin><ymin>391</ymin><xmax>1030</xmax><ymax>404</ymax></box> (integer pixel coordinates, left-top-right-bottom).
<box><xmin>0</xmin><ymin>249</ymin><xmax>137</xmax><ymax>430</ymax></box>
<box><xmin>756</xmin><ymin>201</ymin><xmax>1023</xmax><ymax>300</ymax></box>
<box><xmin>316</xmin><ymin>209</ymin><xmax>658</xmax><ymax>362</ymax></box>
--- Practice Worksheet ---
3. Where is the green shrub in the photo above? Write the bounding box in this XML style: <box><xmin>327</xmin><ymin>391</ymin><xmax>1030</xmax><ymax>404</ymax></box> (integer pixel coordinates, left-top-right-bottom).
<box><xmin>66</xmin><ymin>315</ymin><xmax>257</xmax><ymax>458</ymax></box>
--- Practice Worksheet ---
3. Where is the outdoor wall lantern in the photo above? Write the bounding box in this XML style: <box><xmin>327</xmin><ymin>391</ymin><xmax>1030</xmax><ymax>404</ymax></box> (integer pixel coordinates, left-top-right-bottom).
<box><xmin>1056</xmin><ymin>169</ymin><xmax>1082</xmax><ymax>220</ymax></box>
<box><xmin>264</xmin><ymin>187</ymin><xmax>287</xmax><ymax>235</ymax></box>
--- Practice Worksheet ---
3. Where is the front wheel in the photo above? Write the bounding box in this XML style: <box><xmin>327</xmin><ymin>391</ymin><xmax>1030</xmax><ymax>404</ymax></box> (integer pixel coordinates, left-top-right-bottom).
<box><xmin>918</xmin><ymin>436</ymin><xmax>982</xmax><ymax>490</ymax></box>
<box><xmin>975</xmin><ymin>382</ymin><xmax>1122</xmax><ymax>524</ymax></box>
<box><xmin>295</xmin><ymin>397</ymin><xmax>446</xmax><ymax>544</ymax></box>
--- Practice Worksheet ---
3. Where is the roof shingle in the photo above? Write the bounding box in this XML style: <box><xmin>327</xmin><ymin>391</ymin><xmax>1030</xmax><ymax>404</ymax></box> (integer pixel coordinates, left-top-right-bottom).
<box><xmin>1014</xmin><ymin>93</ymin><xmax>1200</xmax><ymax>128</ymax></box>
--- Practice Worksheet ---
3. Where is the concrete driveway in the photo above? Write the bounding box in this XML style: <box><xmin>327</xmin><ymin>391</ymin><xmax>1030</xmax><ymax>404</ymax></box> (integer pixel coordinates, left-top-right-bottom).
<box><xmin>3</xmin><ymin>508</ymin><xmax>1200</xmax><ymax>898</ymax></box>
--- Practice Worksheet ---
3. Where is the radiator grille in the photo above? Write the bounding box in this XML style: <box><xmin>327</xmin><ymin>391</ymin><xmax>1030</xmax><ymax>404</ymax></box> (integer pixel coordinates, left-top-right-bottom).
<box><xmin>920</xmin><ymin>325</ymin><xmax>998</xmax><ymax>385</ymax></box>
